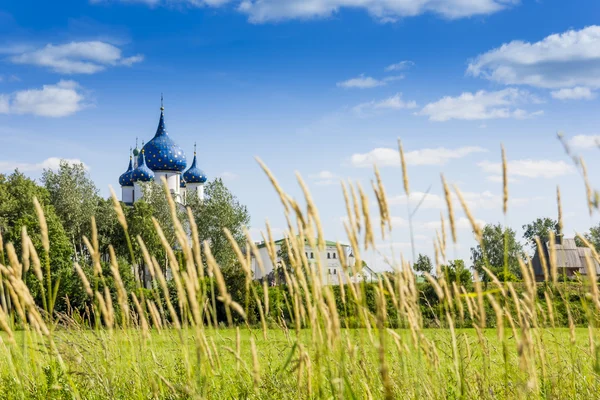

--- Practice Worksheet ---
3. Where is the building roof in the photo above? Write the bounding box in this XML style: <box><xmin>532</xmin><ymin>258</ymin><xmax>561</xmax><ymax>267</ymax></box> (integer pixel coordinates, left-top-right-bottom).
<box><xmin>118</xmin><ymin>155</ymin><xmax>134</xmax><ymax>187</ymax></box>
<box><xmin>255</xmin><ymin>236</ymin><xmax>350</xmax><ymax>249</ymax></box>
<box><xmin>183</xmin><ymin>147</ymin><xmax>207</xmax><ymax>184</ymax></box>
<box><xmin>142</xmin><ymin>105</ymin><xmax>187</xmax><ymax>172</ymax></box>
<box><xmin>131</xmin><ymin>151</ymin><xmax>154</xmax><ymax>182</ymax></box>
<box><xmin>532</xmin><ymin>237</ymin><xmax>600</xmax><ymax>277</ymax></box>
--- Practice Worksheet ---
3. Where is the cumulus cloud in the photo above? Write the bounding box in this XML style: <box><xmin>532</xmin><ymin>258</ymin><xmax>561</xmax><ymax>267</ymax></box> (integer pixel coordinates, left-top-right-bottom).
<box><xmin>337</xmin><ymin>75</ymin><xmax>385</xmax><ymax>89</ymax></box>
<box><xmin>0</xmin><ymin>157</ymin><xmax>87</xmax><ymax>173</ymax></box>
<box><xmin>353</xmin><ymin>93</ymin><xmax>417</xmax><ymax>114</ymax></box>
<box><xmin>337</xmin><ymin>74</ymin><xmax>403</xmax><ymax>89</ymax></box>
<box><xmin>420</xmin><ymin>217</ymin><xmax>486</xmax><ymax>232</ymax></box>
<box><xmin>237</xmin><ymin>0</ymin><xmax>515</xmax><ymax>23</ymax></box>
<box><xmin>478</xmin><ymin>159</ymin><xmax>575</xmax><ymax>179</ymax></box>
<box><xmin>551</xmin><ymin>87</ymin><xmax>596</xmax><ymax>100</ymax></box>
<box><xmin>0</xmin><ymin>80</ymin><xmax>88</xmax><ymax>117</ymax></box>
<box><xmin>350</xmin><ymin>146</ymin><xmax>486</xmax><ymax>168</ymax></box>
<box><xmin>418</xmin><ymin>88</ymin><xmax>542</xmax><ymax>121</ymax></box>
<box><xmin>389</xmin><ymin>190</ymin><xmax>532</xmax><ymax>211</ymax></box>
<box><xmin>569</xmin><ymin>134</ymin><xmax>600</xmax><ymax>149</ymax></box>
<box><xmin>309</xmin><ymin>170</ymin><xmax>339</xmax><ymax>186</ymax></box>
<box><xmin>385</xmin><ymin>60</ymin><xmax>414</xmax><ymax>72</ymax></box>
<box><xmin>467</xmin><ymin>26</ymin><xmax>600</xmax><ymax>89</ymax></box>
<box><xmin>97</xmin><ymin>0</ymin><xmax>514</xmax><ymax>22</ymax></box>
<box><xmin>8</xmin><ymin>41</ymin><xmax>143</xmax><ymax>74</ymax></box>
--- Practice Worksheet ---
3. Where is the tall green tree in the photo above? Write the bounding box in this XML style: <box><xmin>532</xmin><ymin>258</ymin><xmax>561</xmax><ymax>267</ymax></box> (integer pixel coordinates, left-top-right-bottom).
<box><xmin>413</xmin><ymin>253</ymin><xmax>433</xmax><ymax>275</ymax></box>
<box><xmin>522</xmin><ymin>217</ymin><xmax>559</xmax><ymax>251</ymax></box>
<box><xmin>0</xmin><ymin>171</ymin><xmax>73</xmax><ymax>311</ymax></box>
<box><xmin>576</xmin><ymin>223</ymin><xmax>600</xmax><ymax>251</ymax></box>
<box><xmin>471</xmin><ymin>223</ymin><xmax>524</xmax><ymax>282</ymax></box>
<box><xmin>187</xmin><ymin>178</ymin><xmax>250</xmax><ymax>270</ymax></box>
<box><xmin>41</xmin><ymin>161</ymin><xmax>99</xmax><ymax>257</ymax></box>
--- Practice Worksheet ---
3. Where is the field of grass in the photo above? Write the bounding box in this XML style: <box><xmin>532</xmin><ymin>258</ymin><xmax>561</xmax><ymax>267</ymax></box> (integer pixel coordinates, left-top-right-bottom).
<box><xmin>1</xmin><ymin>327</ymin><xmax>598</xmax><ymax>399</ymax></box>
<box><xmin>2</xmin><ymin>151</ymin><xmax>600</xmax><ymax>399</ymax></box>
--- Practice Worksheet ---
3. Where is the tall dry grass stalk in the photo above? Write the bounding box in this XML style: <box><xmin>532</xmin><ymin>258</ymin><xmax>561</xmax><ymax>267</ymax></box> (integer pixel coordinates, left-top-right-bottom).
<box><xmin>0</xmin><ymin>145</ymin><xmax>599</xmax><ymax>399</ymax></box>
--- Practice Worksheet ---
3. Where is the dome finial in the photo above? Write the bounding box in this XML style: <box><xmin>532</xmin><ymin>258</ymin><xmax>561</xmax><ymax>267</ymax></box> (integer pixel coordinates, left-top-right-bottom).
<box><xmin>129</xmin><ymin>147</ymin><xmax>132</xmax><ymax>160</ymax></box>
<box><xmin>194</xmin><ymin>142</ymin><xmax>197</xmax><ymax>156</ymax></box>
<box><xmin>160</xmin><ymin>93</ymin><xmax>164</xmax><ymax>111</ymax></box>
<box><xmin>135</xmin><ymin>137</ymin><xmax>138</xmax><ymax>147</ymax></box>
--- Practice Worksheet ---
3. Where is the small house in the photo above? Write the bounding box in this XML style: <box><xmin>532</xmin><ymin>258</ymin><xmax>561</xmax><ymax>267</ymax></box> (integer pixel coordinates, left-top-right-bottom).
<box><xmin>531</xmin><ymin>236</ymin><xmax>600</xmax><ymax>281</ymax></box>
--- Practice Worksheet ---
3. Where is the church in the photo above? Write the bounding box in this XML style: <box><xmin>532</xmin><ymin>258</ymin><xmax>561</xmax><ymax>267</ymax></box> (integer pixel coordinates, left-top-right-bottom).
<box><xmin>118</xmin><ymin>98</ymin><xmax>207</xmax><ymax>205</ymax></box>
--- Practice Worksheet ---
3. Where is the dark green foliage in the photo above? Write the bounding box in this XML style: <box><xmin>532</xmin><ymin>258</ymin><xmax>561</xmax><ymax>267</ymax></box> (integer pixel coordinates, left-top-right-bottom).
<box><xmin>0</xmin><ymin>171</ymin><xmax>73</xmax><ymax>312</ymax></box>
<box><xmin>522</xmin><ymin>217</ymin><xmax>560</xmax><ymax>251</ymax></box>
<box><xmin>414</xmin><ymin>253</ymin><xmax>433</xmax><ymax>274</ymax></box>
<box><xmin>440</xmin><ymin>259</ymin><xmax>472</xmax><ymax>290</ymax></box>
<box><xmin>187</xmin><ymin>178</ymin><xmax>250</xmax><ymax>269</ymax></box>
<box><xmin>577</xmin><ymin>222</ymin><xmax>600</xmax><ymax>252</ymax></box>
<box><xmin>471</xmin><ymin>223</ymin><xmax>525</xmax><ymax>282</ymax></box>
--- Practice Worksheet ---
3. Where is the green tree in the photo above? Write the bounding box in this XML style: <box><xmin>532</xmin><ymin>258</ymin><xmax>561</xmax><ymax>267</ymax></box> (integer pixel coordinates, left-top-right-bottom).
<box><xmin>413</xmin><ymin>253</ymin><xmax>433</xmax><ymax>275</ymax></box>
<box><xmin>0</xmin><ymin>171</ymin><xmax>73</xmax><ymax>312</ymax></box>
<box><xmin>522</xmin><ymin>217</ymin><xmax>559</xmax><ymax>251</ymax></box>
<box><xmin>440</xmin><ymin>259</ymin><xmax>472</xmax><ymax>289</ymax></box>
<box><xmin>187</xmin><ymin>178</ymin><xmax>250</xmax><ymax>270</ymax></box>
<box><xmin>576</xmin><ymin>223</ymin><xmax>600</xmax><ymax>251</ymax></box>
<box><xmin>471</xmin><ymin>223</ymin><xmax>524</xmax><ymax>282</ymax></box>
<box><xmin>41</xmin><ymin>161</ymin><xmax>99</xmax><ymax>258</ymax></box>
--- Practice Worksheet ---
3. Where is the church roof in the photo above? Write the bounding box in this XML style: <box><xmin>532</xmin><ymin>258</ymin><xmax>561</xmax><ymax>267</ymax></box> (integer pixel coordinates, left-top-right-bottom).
<box><xmin>131</xmin><ymin>151</ymin><xmax>154</xmax><ymax>182</ymax></box>
<box><xmin>182</xmin><ymin>147</ymin><xmax>207</xmax><ymax>184</ymax></box>
<box><xmin>142</xmin><ymin>103</ymin><xmax>187</xmax><ymax>172</ymax></box>
<box><xmin>118</xmin><ymin>155</ymin><xmax>134</xmax><ymax>187</ymax></box>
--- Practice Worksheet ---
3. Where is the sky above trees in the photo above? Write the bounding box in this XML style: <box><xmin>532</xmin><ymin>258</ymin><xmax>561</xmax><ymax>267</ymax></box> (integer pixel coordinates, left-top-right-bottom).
<box><xmin>1</xmin><ymin>0</ymin><xmax>600</xmax><ymax>268</ymax></box>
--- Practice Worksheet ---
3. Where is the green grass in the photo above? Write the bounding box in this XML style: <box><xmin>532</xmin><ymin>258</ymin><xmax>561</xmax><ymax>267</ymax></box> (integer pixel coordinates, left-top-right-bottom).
<box><xmin>1</xmin><ymin>327</ymin><xmax>598</xmax><ymax>399</ymax></box>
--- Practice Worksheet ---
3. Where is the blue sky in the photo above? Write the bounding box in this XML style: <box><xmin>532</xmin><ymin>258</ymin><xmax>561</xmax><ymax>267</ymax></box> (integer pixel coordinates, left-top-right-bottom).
<box><xmin>2</xmin><ymin>0</ymin><xmax>600</xmax><ymax>269</ymax></box>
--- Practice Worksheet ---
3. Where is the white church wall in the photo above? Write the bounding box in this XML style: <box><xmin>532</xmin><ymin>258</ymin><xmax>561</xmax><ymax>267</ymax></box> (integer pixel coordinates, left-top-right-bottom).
<box><xmin>122</xmin><ymin>186</ymin><xmax>134</xmax><ymax>204</ymax></box>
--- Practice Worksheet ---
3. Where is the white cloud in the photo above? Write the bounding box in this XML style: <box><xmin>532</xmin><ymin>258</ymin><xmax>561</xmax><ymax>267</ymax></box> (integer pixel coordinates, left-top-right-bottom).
<box><xmin>0</xmin><ymin>95</ymin><xmax>8</xmax><ymax>114</ymax></box>
<box><xmin>389</xmin><ymin>190</ymin><xmax>533</xmax><ymax>211</ymax></box>
<box><xmin>467</xmin><ymin>26</ymin><xmax>600</xmax><ymax>89</ymax></box>
<box><xmin>418</xmin><ymin>88</ymin><xmax>542</xmax><ymax>121</ymax></box>
<box><xmin>350</xmin><ymin>146</ymin><xmax>486</xmax><ymax>168</ymax></box>
<box><xmin>8</xmin><ymin>41</ymin><xmax>144</xmax><ymax>74</ymax></box>
<box><xmin>478</xmin><ymin>159</ymin><xmax>575</xmax><ymax>179</ymax></box>
<box><xmin>385</xmin><ymin>60</ymin><xmax>414</xmax><ymax>72</ymax></box>
<box><xmin>0</xmin><ymin>157</ymin><xmax>87</xmax><ymax>173</ymax></box>
<box><xmin>486</xmin><ymin>174</ymin><xmax>518</xmax><ymax>183</ymax></box>
<box><xmin>337</xmin><ymin>75</ymin><xmax>385</xmax><ymax>89</ymax></box>
<box><xmin>569</xmin><ymin>134</ymin><xmax>600</xmax><ymax>149</ymax></box>
<box><xmin>237</xmin><ymin>0</ymin><xmax>514</xmax><ymax>23</ymax></box>
<box><xmin>420</xmin><ymin>217</ymin><xmax>485</xmax><ymax>232</ymax></box>
<box><xmin>309</xmin><ymin>170</ymin><xmax>339</xmax><ymax>186</ymax></box>
<box><xmin>353</xmin><ymin>93</ymin><xmax>417</xmax><ymax>114</ymax></box>
<box><xmin>0</xmin><ymin>80</ymin><xmax>88</xmax><ymax>117</ymax></box>
<box><xmin>551</xmin><ymin>87</ymin><xmax>596</xmax><ymax>100</ymax></box>
<box><xmin>219</xmin><ymin>171</ymin><xmax>239</xmax><ymax>180</ymax></box>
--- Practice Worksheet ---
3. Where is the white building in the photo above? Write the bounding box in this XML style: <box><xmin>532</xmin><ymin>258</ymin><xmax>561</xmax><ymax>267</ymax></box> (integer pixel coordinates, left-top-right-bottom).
<box><xmin>250</xmin><ymin>238</ymin><xmax>375</xmax><ymax>285</ymax></box>
<box><xmin>118</xmin><ymin>98</ymin><xmax>207</xmax><ymax>205</ymax></box>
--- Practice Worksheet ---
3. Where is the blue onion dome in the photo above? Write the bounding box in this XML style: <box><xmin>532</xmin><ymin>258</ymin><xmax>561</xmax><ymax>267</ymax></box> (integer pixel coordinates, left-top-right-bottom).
<box><xmin>142</xmin><ymin>102</ymin><xmax>187</xmax><ymax>172</ymax></box>
<box><xmin>131</xmin><ymin>151</ymin><xmax>154</xmax><ymax>182</ymax></box>
<box><xmin>118</xmin><ymin>154</ymin><xmax>134</xmax><ymax>187</ymax></box>
<box><xmin>183</xmin><ymin>147</ymin><xmax>207</xmax><ymax>184</ymax></box>
<box><xmin>180</xmin><ymin>178</ymin><xmax>186</xmax><ymax>188</ymax></box>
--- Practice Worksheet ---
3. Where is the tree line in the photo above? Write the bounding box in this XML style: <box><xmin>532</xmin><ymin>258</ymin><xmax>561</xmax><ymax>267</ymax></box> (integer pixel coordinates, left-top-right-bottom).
<box><xmin>0</xmin><ymin>161</ymin><xmax>250</xmax><ymax>315</ymax></box>
<box><xmin>413</xmin><ymin>217</ymin><xmax>600</xmax><ymax>283</ymax></box>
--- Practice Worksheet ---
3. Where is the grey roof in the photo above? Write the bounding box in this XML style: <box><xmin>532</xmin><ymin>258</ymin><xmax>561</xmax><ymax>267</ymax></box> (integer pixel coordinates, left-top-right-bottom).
<box><xmin>531</xmin><ymin>238</ymin><xmax>600</xmax><ymax>278</ymax></box>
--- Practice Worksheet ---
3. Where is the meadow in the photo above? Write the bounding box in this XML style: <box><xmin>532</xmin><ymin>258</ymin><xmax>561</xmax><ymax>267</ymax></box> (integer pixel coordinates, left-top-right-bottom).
<box><xmin>2</xmin><ymin>327</ymin><xmax>598</xmax><ymax>399</ymax></box>
<box><xmin>1</xmin><ymin>146</ymin><xmax>600</xmax><ymax>399</ymax></box>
